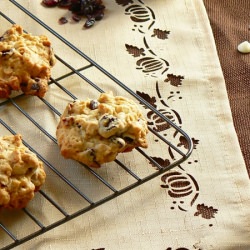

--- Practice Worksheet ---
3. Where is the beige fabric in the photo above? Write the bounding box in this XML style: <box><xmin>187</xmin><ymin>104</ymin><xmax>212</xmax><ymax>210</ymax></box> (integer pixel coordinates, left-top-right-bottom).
<box><xmin>1</xmin><ymin>0</ymin><xmax>250</xmax><ymax>249</ymax></box>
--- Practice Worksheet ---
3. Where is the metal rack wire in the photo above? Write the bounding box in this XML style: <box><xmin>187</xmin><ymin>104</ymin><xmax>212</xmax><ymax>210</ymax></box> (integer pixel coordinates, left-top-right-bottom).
<box><xmin>0</xmin><ymin>1</ymin><xmax>193</xmax><ymax>249</ymax></box>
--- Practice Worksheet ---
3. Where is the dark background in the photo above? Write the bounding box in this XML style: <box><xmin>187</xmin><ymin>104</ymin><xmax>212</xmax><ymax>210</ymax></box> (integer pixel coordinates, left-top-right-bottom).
<box><xmin>204</xmin><ymin>0</ymin><xmax>250</xmax><ymax>177</ymax></box>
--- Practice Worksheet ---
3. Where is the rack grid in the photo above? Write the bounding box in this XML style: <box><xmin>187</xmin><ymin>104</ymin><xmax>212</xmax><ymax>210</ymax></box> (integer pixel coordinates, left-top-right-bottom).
<box><xmin>0</xmin><ymin>1</ymin><xmax>193</xmax><ymax>249</ymax></box>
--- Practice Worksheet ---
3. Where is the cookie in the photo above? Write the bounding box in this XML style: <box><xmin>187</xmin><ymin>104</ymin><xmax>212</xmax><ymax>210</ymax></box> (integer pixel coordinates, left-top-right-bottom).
<box><xmin>0</xmin><ymin>134</ymin><xmax>46</xmax><ymax>209</ymax></box>
<box><xmin>0</xmin><ymin>24</ymin><xmax>56</xmax><ymax>98</ymax></box>
<box><xmin>56</xmin><ymin>92</ymin><xmax>149</xmax><ymax>168</ymax></box>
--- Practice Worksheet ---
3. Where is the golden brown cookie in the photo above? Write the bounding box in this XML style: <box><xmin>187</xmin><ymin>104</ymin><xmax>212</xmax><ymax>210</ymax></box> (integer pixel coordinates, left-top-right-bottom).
<box><xmin>0</xmin><ymin>134</ymin><xmax>46</xmax><ymax>209</ymax></box>
<box><xmin>0</xmin><ymin>24</ymin><xmax>56</xmax><ymax>98</ymax></box>
<box><xmin>56</xmin><ymin>92</ymin><xmax>149</xmax><ymax>168</ymax></box>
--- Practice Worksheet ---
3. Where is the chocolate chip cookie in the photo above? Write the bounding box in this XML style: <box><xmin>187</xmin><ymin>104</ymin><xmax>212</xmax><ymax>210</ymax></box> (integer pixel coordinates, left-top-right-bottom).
<box><xmin>56</xmin><ymin>92</ymin><xmax>149</xmax><ymax>168</ymax></box>
<box><xmin>0</xmin><ymin>24</ymin><xmax>56</xmax><ymax>98</ymax></box>
<box><xmin>0</xmin><ymin>134</ymin><xmax>46</xmax><ymax>209</ymax></box>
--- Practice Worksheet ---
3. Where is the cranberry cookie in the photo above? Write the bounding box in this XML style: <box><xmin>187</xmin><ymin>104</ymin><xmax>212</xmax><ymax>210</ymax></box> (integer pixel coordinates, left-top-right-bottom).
<box><xmin>56</xmin><ymin>92</ymin><xmax>149</xmax><ymax>168</ymax></box>
<box><xmin>0</xmin><ymin>134</ymin><xmax>46</xmax><ymax>209</ymax></box>
<box><xmin>0</xmin><ymin>24</ymin><xmax>56</xmax><ymax>98</ymax></box>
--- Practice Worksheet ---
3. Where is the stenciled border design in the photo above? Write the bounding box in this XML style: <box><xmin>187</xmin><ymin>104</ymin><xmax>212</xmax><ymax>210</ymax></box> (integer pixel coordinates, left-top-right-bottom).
<box><xmin>115</xmin><ymin>0</ymin><xmax>218</xmax><ymax>249</ymax></box>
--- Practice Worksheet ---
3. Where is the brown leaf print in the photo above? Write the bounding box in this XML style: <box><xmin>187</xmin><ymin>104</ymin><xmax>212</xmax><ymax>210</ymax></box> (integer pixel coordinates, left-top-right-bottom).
<box><xmin>191</xmin><ymin>138</ymin><xmax>199</xmax><ymax>149</ymax></box>
<box><xmin>149</xmin><ymin>157</ymin><xmax>170</xmax><ymax>168</ymax></box>
<box><xmin>164</xmin><ymin>74</ymin><xmax>184</xmax><ymax>87</ymax></box>
<box><xmin>177</xmin><ymin>136</ymin><xmax>199</xmax><ymax>150</ymax></box>
<box><xmin>152</xmin><ymin>28</ymin><xmax>170</xmax><ymax>39</ymax></box>
<box><xmin>115</xmin><ymin>0</ymin><xmax>133</xmax><ymax>6</ymax></box>
<box><xmin>136</xmin><ymin>91</ymin><xmax>157</xmax><ymax>108</ymax></box>
<box><xmin>177</xmin><ymin>135</ymin><xmax>189</xmax><ymax>149</ymax></box>
<box><xmin>125</xmin><ymin>44</ymin><xmax>145</xmax><ymax>57</ymax></box>
<box><xmin>194</xmin><ymin>203</ymin><xmax>218</xmax><ymax>219</ymax></box>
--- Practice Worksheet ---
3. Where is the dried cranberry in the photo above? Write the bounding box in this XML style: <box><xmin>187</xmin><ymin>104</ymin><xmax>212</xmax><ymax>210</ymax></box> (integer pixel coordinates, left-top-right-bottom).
<box><xmin>1</xmin><ymin>49</ymin><xmax>12</xmax><ymax>56</ymax></box>
<box><xmin>93</xmin><ymin>10</ymin><xmax>104</xmax><ymax>21</ymax></box>
<box><xmin>58</xmin><ymin>17</ymin><xmax>68</xmax><ymax>24</ymax></box>
<box><xmin>89</xmin><ymin>100</ymin><xmax>99</xmax><ymax>110</ymax></box>
<box><xmin>72</xmin><ymin>14</ymin><xmax>82</xmax><ymax>22</ymax></box>
<box><xmin>83</xmin><ymin>5</ymin><xmax>94</xmax><ymax>15</ymax></box>
<box><xmin>96</xmin><ymin>4</ymin><xmax>105</xmax><ymax>10</ymax></box>
<box><xmin>42</xmin><ymin>0</ymin><xmax>59</xmax><ymax>7</ymax></box>
<box><xmin>41</xmin><ymin>0</ymin><xmax>105</xmax><ymax>29</ymax></box>
<box><xmin>84</xmin><ymin>17</ymin><xmax>95</xmax><ymax>28</ymax></box>
<box><xmin>57</xmin><ymin>0</ymin><xmax>71</xmax><ymax>8</ymax></box>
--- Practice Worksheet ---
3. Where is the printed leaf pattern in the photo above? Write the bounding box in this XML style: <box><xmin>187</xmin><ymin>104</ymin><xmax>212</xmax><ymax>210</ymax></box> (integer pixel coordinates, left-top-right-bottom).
<box><xmin>194</xmin><ymin>204</ymin><xmax>218</xmax><ymax>219</ymax></box>
<box><xmin>136</xmin><ymin>91</ymin><xmax>157</xmax><ymax>108</ymax></box>
<box><xmin>149</xmin><ymin>157</ymin><xmax>170</xmax><ymax>168</ymax></box>
<box><xmin>116</xmin><ymin>0</ymin><xmax>218</xmax><ymax>237</ymax></box>
<box><xmin>125</xmin><ymin>44</ymin><xmax>145</xmax><ymax>57</ymax></box>
<box><xmin>177</xmin><ymin>136</ymin><xmax>199</xmax><ymax>150</ymax></box>
<box><xmin>152</xmin><ymin>28</ymin><xmax>170</xmax><ymax>39</ymax></box>
<box><xmin>164</xmin><ymin>74</ymin><xmax>184</xmax><ymax>87</ymax></box>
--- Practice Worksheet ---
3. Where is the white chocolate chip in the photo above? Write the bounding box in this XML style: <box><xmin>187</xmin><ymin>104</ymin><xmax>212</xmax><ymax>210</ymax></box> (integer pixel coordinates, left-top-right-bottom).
<box><xmin>237</xmin><ymin>41</ymin><xmax>250</xmax><ymax>53</ymax></box>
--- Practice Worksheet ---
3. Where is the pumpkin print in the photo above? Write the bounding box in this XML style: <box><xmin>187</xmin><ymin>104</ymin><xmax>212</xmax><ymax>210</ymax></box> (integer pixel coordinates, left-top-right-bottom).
<box><xmin>136</xmin><ymin>56</ymin><xmax>169</xmax><ymax>74</ymax></box>
<box><xmin>147</xmin><ymin>109</ymin><xmax>174</xmax><ymax>132</ymax></box>
<box><xmin>161</xmin><ymin>171</ymin><xmax>193</xmax><ymax>198</ymax></box>
<box><xmin>125</xmin><ymin>4</ymin><xmax>155</xmax><ymax>23</ymax></box>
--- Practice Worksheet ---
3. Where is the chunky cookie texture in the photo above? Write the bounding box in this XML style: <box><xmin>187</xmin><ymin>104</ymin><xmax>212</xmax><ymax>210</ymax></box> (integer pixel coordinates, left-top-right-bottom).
<box><xmin>0</xmin><ymin>24</ymin><xmax>56</xmax><ymax>98</ymax></box>
<box><xmin>0</xmin><ymin>134</ymin><xmax>46</xmax><ymax>209</ymax></box>
<box><xmin>56</xmin><ymin>92</ymin><xmax>149</xmax><ymax>168</ymax></box>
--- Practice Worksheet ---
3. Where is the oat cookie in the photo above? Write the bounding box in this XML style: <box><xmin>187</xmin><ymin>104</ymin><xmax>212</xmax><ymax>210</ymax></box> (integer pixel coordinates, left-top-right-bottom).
<box><xmin>0</xmin><ymin>134</ymin><xmax>46</xmax><ymax>209</ymax></box>
<box><xmin>56</xmin><ymin>92</ymin><xmax>149</xmax><ymax>168</ymax></box>
<box><xmin>0</xmin><ymin>24</ymin><xmax>56</xmax><ymax>98</ymax></box>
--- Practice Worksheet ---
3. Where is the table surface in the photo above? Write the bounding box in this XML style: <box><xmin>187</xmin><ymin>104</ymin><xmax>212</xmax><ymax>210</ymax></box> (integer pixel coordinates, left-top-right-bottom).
<box><xmin>204</xmin><ymin>0</ymin><xmax>250</xmax><ymax>178</ymax></box>
<box><xmin>0</xmin><ymin>1</ymin><xmax>250</xmax><ymax>249</ymax></box>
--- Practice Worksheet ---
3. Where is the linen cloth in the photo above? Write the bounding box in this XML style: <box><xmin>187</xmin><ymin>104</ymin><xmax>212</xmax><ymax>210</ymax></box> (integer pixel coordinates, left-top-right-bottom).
<box><xmin>1</xmin><ymin>0</ymin><xmax>250</xmax><ymax>249</ymax></box>
<box><xmin>203</xmin><ymin>0</ymin><xmax>250</xmax><ymax>177</ymax></box>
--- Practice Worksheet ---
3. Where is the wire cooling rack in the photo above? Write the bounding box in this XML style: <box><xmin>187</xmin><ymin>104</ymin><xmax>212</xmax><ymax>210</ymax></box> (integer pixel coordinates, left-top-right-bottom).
<box><xmin>0</xmin><ymin>1</ymin><xmax>193</xmax><ymax>249</ymax></box>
